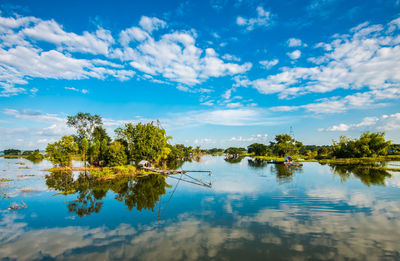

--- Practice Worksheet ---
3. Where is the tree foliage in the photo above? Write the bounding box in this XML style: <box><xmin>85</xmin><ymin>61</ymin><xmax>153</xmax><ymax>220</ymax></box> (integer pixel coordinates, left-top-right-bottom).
<box><xmin>67</xmin><ymin>112</ymin><xmax>103</xmax><ymax>143</ymax></box>
<box><xmin>115</xmin><ymin>122</ymin><xmax>169</xmax><ymax>163</ymax></box>
<box><xmin>269</xmin><ymin>134</ymin><xmax>303</xmax><ymax>157</ymax></box>
<box><xmin>46</xmin><ymin>136</ymin><xmax>78</xmax><ymax>167</ymax></box>
<box><xmin>248</xmin><ymin>143</ymin><xmax>269</xmax><ymax>156</ymax></box>
<box><xmin>106</xmin><ymin>141</ymin><xmax>127</xmax><ymax>166</ymax></box>
<box><xmin>3</xmin><ymin>149</ymin><xmax>21</xmax><ymax>155</ymax></box>
<box><xmin>332</xmin><ymin>132</ymin><xmax>391</xmax><ymax>158</ymax></box>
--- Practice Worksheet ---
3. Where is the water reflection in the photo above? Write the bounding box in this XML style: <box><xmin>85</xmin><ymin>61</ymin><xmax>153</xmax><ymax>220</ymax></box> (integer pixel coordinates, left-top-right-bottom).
<box><xmin>329</xmin><ymin>164</ymin><xmax>392</xmax><ymax>186</ymax></box>
<box><xmin>248</xmin><ymin>158</ymin><xmax>268</xmax><ymax>168</ymax></box>
<box><xmin>224</xmin><ymin>157</ymin><xmax>244</xmax><ymax>164</ymax></box>
<box><xmin>45</xmin><ymin>172</ymin><xmax>170</xmax><ymax>216</ymax></box>
<box><xmin>1</xmin><ymin>156</ymin><xmax>400</xmax><ymax>260</ymax></box>
<box><xmin>272</xmin><ymin>164</ymin><xmax>302</xmax><ymax>184</ymax></box>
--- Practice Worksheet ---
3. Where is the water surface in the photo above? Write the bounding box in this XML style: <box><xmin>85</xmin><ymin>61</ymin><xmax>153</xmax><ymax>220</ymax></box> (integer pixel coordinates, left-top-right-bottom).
<box><xmin>1</xmin><ymin>156</ymin><xmax>400</xmax><ymax>260</ymax></box>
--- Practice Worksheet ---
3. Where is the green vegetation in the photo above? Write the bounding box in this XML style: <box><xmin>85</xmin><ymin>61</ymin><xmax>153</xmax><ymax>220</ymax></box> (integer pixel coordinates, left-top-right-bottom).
<box><xmin>43</xmin><ymin>112</ymin><xmax>202</xmax><ymax>178</ymax></box>
<box><xmin>46</xmin><ymin>136</ymin><xmax>78</xmax><ymax>167</ymax></box>
<box><xmin>115</xmin><ymin>122</ymin><xmax>170</xmax><ymax>164</ymax></box>
<box><xmin>269</xmin><ymin>134</ymin><xmax>303</xmax><ymax>157</ymax></box>
<box><xmin>331</xmin><ymin>132</ymin><xmax>391</xmax><ymax>158</ymax></box>
<box><xmin>247</xmin><ymin>143</ymin><xmax>269</xmax><ymax>156</ymax></box>
<box><xmin>3</xmin><ymin>149</ymin><xmax>21</xmax><ymax>155</ymax></box>
<box><xmin>45</xmin><ymin>171</ymin><xmax>169</xmax><ymax>216</ymax></box>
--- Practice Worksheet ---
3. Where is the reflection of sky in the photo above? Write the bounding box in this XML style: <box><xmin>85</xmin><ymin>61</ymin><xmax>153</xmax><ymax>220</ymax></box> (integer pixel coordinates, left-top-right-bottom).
<box><xmin>1</xmin><ymin>156</ymin><xmax>400</xmax><ymax>260</ymax></box>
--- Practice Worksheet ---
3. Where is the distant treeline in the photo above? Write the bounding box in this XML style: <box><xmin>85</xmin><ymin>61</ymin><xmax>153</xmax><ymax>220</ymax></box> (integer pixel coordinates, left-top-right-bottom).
<box><xmin>203</xmin><ymin>132</ymin><xmax>397</xmax><ymax>159</ymax></box>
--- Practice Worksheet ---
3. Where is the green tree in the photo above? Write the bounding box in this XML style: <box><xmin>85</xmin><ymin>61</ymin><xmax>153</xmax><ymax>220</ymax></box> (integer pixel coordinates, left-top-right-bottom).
<box><xmin>247</xmin><ymin>143</ymin><xmax>269</xmax><ymax>156</ymax></box>
<box><xmin>115</xmin><ymin>122</ymin><xmax>169</xmax><ymax>164</ymax></box>
<box><xmin>4</xmin><ymin>149</ymin><xmax>21</xmax><ymax>155</ymax></box>
<box><xmin>88</xmin><ymin>140</ymin><xmax>101</xmax><ymax>166</ymax></box>
<box><xmin>81</xmin><ymin>138</ymin><xmax>88</xmax><ymax>167</ymax></box>
<box><xmin>332</xmin><ymin>132</ymin><xmax>391</xmax><ymax>158</ymax></box>
<box><xmin>92</xmin><ymin>126</ymin><xmax>111</xmax><ymax>144</ymax></box>
<box><xmin>46</xmin><ymin>136</ymin><xmax>78</xmax><ymax>167</ymax></box>
<box><xmin>106</xmin><ymin>141</ymin><xmax>127</xmax><ymax>166</ymax></box>
<box><xmin>67</xmin><ymin>112</ymin><xmax>103</xmax><ymax>143</ymax></box>
<box><xmin>269</xmin><ymin>134</ymin><xmax>303</xmax><ymax>157</ymax></box>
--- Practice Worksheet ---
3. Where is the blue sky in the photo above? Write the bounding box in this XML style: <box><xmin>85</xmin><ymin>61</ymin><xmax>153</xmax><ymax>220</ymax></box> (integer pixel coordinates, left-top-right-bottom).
<box><xmin>1</xmin><ymin>0</ymin><xmax>400</xmax><ymax>149</ymax></box>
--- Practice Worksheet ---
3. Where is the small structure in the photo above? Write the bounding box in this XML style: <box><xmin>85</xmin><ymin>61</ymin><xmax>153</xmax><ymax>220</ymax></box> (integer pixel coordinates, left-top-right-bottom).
<box><xmin>138</xmin><ymin>160</ymin><xmax>152</xmax><ymax>168</ymax></box>
<box><xmin>284</xmin><ymin>155</ymin><xmax>302</xmax><ymax>167</ymax></box>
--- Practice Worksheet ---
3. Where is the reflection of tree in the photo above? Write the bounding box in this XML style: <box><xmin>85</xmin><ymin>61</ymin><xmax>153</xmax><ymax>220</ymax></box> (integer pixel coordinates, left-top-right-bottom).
<box><xmin>166</xmin><ymin>159</ymin><xmax>185</xmax><ymax>170</ymax></box>
<box><xmin>248</xmin><ymin>159</ymin><xmax>268</xmax><ymax>168</ymax></box>
<box><xmin>329</xmin><ymin>164</ymin><xmax>391</xmax><ymax>186</ymax></box>
<box><xmin>45</xmin><ymin>171</ymin><xmax>169</xmax><ymax>216</ymax></box>
<box><xmin>114</xmin><ymin>174</ymin><xmax>169</xmax><ymax>211</ymax></box>
<box><xmin>45</xmin><ymin>171</ymin><xmax>75</xmax><ymax>194</ymax></box>
<box><xmin>224</xmin><ymin>157</ymin><xmax>244</xmax><ymax>164</ymax></box>
<box><xmin>272</xmin><ymin>165</ymin><xmax>302</xmax><ymax>184</ymax></box>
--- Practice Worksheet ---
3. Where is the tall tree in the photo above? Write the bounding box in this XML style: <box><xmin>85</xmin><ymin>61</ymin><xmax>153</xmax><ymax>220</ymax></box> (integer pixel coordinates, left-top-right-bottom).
<box><xmin>67</xmin><ymin>113</ymin><xmax>103</xmax><ymax>143</ymax></box>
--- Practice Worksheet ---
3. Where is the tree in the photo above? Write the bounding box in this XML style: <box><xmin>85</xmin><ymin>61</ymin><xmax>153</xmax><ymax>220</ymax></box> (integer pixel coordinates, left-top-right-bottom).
<box><xmin>332</xmin><ymin>132</ymin><xmax>391</xmax><ymax>158</ymax></box>
<box><xmin>115</xmin><ymin>122</ymin><xmax>169</xmax><ymax>163</ymax></box>
<box><xmin>81</xmin><ymin>138</ymin><xmax>88</xmax><ymax>167</ymax></box>
<box><xmin>4</xmin><ymin>149</ymin><xmax>21</xmax><ymax>155</ymax></box>
<box><xmin>46</xmin><ymin>136</ymin><xmax>78</xmax><ymax>167</ymax></box>
<box><xmin>106</xmin><ymin>141</ymin><xmax>127</xmax><ymax>166</ymax></box>
<box><xmin>92</xmin><ymin>126</ymin><xmax>111</xmax><ymax>144</ymax></box>
<box><xmin>247</xmin><ymin>143</ymin><xmax>269</xmax><ymax>156</ymax></box>
<box><xmin>88</xmin><ymin>140</ymin><xmax>101</xmax><ymax>166</ymax></box>
<box><xmin>67</xmin><ymin>112</ymin><xmax>103</xmax><ymax>143</ymax></box>
<box><xmin>269</xmin><ymin>134</ymin><xmax>303</xmax><ymax>157</ymax></box>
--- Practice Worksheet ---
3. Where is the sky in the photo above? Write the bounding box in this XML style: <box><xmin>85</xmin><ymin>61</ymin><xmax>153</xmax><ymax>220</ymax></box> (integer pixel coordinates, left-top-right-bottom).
<box><xmin>0</xmin><ymin>0</ymin><xmax>400</xmax><ymax>149</ymax></box>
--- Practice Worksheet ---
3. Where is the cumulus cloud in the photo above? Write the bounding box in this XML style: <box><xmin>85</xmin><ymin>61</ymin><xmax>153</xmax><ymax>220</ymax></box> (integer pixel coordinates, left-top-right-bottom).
<box><xmin>259</xmin><ymin>59</ymin><xmax>278</xmax><ymax>69</ymax></box>
<box><xmin>287</xmin><ymin>50</ymin><xmax>301</xmax><ymax>59</ymax></box>
<box><xmin>270</xmin><ymin>87</ymin><xmax>400</xmax><ymax>114</ymax></box>
<box><xmin>319</xmin><ymin>113</ymin><xmax>400</xmax><ymax>132</ymax></box>
<box><xmin>287</xmin><ymin>38</ymin><xmax>303</xmax><ymax>47</ymax></box>
<box><xmin>236</xmin><ymin>6</ymin><xmax>272</xmax><ymax>31</ymax></box>
<box><xmin>120</xmin><ymin>29</ymin><xmax>251</xmax><ymax>85</ymax></box>
<box><xmin>0</xmin><ymin>13</ymin><xmax>248</xmax><ymax>96</ymax></box>
<box><xmin>236</xmin><ymin>17</ymin><xmax>400</xmax><ymax>101</ymax></box>
<box><xmin>138</xmin><ymin>16</ymin><xmax>166</xmax><ymax>33</ymax></box>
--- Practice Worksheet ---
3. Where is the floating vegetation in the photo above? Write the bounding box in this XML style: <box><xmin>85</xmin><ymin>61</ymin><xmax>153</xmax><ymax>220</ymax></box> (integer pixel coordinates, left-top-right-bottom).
<box><xmin>17</xmin><ymin>174</ymin><xmax>35</xmax><ymax>178</ymax></box>
<box><xmin>16</xmin><ymin>162</ymin><xmax>25</xmax><ymax>165</ymax></box>
<box><xmin>0</xmin><ymin>177</ymin><xmax>12</xmax><ymax>182</ymax></box>
<box><xmin>9</xmin><ymin>202</ymin><xmax>27</xmax><ymax>210</ymax></box>
<box><xmin>18</xmin><ymin>166</ymin><xmax>30</xmax><ymax>169</ymax></box>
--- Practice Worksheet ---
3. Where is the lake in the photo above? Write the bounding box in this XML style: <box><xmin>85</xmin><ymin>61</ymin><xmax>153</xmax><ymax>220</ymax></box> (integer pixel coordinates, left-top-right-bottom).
<box><xmin>1</xmin><ymin>156</ymin><xmax>400</xmax><ymax>260</ymax></box>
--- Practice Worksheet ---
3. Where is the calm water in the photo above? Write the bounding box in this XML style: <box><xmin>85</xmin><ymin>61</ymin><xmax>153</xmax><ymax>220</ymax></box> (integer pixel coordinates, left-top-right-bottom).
<box><xmin>1</xmin><ymin>156</ymin><xmax>400</xmax><ymax>260</ymax></box>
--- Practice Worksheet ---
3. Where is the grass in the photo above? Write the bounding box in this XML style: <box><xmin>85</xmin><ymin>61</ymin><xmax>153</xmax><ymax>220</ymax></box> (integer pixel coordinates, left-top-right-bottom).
<box><xmin>0</xmin><ymin>178</ymin><xmax>12</xmax><ymax>182</ymax></box>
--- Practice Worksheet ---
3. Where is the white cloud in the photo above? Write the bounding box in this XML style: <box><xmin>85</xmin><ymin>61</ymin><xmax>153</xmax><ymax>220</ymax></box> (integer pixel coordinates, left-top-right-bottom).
<box><xmin>287</xmin><ymin>50</ymin><xmax>301</xmax><ymax>59</ymax></box>
<box><xmin>236</xmin><ymin>6</ymin><xmax>272</xmax><ymax>31</ymax></box>
<box><xmin>236</xmin><ymin>17</ymin><xmax>400</xmax><ymax>101</ymax></box>
<box><xmin>119</xmin><ymin>28</ymin><xmax>251</xmax><ymax>85</ymax></box>
<box><xmin>226</xmin><ymin>102</ymin><xmax>242</xmax><ymax>108</ymax></box>
<box><xmin>259</xmin><ymin>59</ymin><xmax>278</xmax><ymax>69</ymax></box>
<box><xmin>270</xmin><ymin>87</ymin><xmax>400</xmax><ymax>114</ymax></box>
<box><xmin>138</xmin><ymin>16</ymin><xmax>166</xmax><ymax>33</ymax></box>
<box><xmin>4</xmin><ymin>108</ymin><xmax>64</xmax><ymax>123</ymax></box>
<box><xmin>64</xmin><ymin>86</ymin><xmax>89</xmax><ymax>94</ymax></box>
<box><xmin>221</xmin><ymin>89</ymin><xmax>232</xmax><ymax>99</ymax></box>
<box><xmin>287</xmin><ymin>38</ymin><xmax>303</xmax><ymax>47</ymax></box>
<box><xmin>320</xmin><ymin>113</ymin><xmax>400</xmax><ymax>132</ymax></box>
<box><xmin>229</xmin><ymin>133</ymin><xmax>268</xmax><ymax>142</ymax></box>
<box><xmin>22</xmin><ymin>20</ymin><xmax>114</xmax><ymax>55</ymax></box>
<box><xmin>0</xmin><ymin>13</ymin><xmax>247</xmax><ymax>96</ymax></box>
